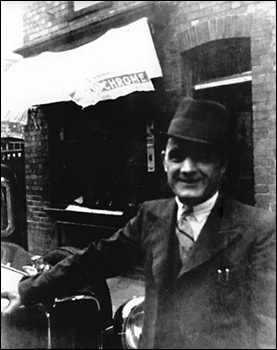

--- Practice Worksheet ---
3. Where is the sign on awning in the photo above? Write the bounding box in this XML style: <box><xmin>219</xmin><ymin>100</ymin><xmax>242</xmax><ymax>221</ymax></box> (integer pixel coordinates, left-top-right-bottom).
<box><xmin>1</xmin><ymin>17</ymin><xmax>163</xmax><ymax>125</ymax></box>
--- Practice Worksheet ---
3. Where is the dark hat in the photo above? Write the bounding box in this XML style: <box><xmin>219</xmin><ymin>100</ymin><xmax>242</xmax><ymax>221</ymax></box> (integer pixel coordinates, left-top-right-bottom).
<box><xmin>152</xmin><ymin>97</ymin><xmax>229</xmax><ymax>147</ymax></box>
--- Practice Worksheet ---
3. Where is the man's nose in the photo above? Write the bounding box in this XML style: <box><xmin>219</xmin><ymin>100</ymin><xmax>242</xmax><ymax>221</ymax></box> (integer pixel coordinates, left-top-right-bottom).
<box><xmin>180</xmin><ymin>157</ymin><xmax>197</xmax><ymax>172</ymax></box>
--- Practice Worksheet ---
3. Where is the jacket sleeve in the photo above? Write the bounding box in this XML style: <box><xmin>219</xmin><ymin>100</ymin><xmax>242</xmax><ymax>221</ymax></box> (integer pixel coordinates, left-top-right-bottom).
<box><xmin>19</xmin><ymin>204</ymin><xmax>145</xmax><ymax>307</ymax></box>
<box><xmin>248</xmin><ymin>217</ymin><xmax>276</xmax><ymax>349</ymax></box>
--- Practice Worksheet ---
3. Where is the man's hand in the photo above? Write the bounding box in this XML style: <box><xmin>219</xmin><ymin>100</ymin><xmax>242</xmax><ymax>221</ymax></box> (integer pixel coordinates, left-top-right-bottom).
<box><xmin>1</xmin><ymin>289</ymin><xmax>23</xmax><ymax>315</ymax></box>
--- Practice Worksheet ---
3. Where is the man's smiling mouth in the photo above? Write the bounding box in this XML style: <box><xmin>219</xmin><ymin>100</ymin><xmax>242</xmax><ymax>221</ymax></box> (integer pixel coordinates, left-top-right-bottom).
<box><xmin>179</xmin><ymin>178</ymin><xmax>203</xmax><ymax>184</ymax></box>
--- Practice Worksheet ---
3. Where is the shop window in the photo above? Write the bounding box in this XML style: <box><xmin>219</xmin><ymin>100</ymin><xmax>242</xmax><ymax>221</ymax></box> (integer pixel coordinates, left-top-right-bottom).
<box><xmin>183</xmin><ymin>37</ymin><xmax>251</xmax><ymax>91</ymax></box>
<box><xmin>183</xmin><ymin>38</ymin><xmax>255</xmax><ymax>205</ymax></box>
<box><xmin>48</xmin><ymin>90</ymin><xmax>163</xmax><ymax>212</ymax></box>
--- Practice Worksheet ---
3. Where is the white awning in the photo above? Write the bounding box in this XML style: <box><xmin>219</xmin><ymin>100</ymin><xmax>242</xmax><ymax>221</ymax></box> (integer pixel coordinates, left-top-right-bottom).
<box><xmin>1</xmin><ymin>17</ymin><xmax>163</xmax><ymax>125</ymax></box>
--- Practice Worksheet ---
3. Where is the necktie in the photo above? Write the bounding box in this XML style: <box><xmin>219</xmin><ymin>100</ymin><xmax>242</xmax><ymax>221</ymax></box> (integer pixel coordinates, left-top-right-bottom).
<box><xmin>176</xmin><ymin>207</ymin><xmax>194</xmax><ymax>263</ymax></box>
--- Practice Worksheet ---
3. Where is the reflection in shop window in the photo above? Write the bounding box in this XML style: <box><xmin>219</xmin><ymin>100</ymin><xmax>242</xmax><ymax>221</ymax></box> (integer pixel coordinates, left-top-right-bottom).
<box><xmin>1</xmin><ymin>177</ymin><xmax>15</xmax><ymax>237</ymax></box>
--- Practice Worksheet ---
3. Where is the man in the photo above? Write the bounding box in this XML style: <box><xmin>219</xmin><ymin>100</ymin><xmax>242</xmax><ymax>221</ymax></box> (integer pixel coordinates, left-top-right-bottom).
<box><xmin>2</xmin><ymin>97</ymin><xmax>276</xmax><ymax>349</ymax></box>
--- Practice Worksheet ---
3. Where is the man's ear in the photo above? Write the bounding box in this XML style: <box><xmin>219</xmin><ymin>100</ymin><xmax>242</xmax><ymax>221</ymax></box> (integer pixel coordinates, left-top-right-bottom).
<box><xmin>161</xmin><ymin>150</ymin><xmax>167</xmax><ymax>172</ymax></box>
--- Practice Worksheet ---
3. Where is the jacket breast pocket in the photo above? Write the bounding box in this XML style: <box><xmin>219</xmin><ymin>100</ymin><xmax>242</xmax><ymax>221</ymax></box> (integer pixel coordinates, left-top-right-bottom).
<box><xmin>212</xmin><ymin>264</ymin><xmax>247</xmax><ymax>309</ymax></box>
<box><xmin>216</xmin><ymin>267</ymin><xmax>231</xmax><ymax>286</ymax></box>
<box><xmin>214</xmin><ymin>264</ymin><xmax>246</xmax><ymax>287</ymax></box>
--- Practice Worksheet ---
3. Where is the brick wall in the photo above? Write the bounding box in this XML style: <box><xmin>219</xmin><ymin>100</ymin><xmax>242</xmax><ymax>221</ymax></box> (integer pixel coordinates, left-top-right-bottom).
<box><xmin>251</xmin><ymin>3</ymin><xmax>276</xmax><ymax>211</ymax></box>
<box><xmin>24</xmin><ymin>107</ymin><xmax>58</xmax><ymax>254</ymax></box>
<box><xmin>22</xmin><ymin>1</ymin><xmax>151</xmax><ymax>46</ymax></box>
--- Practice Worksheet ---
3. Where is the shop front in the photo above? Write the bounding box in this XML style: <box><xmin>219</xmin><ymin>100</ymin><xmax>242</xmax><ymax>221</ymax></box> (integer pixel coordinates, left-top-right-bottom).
<box><xmin>2</xmin><ymin>16</ymin><xmax>167</xmax><ymax>260</ymax></box>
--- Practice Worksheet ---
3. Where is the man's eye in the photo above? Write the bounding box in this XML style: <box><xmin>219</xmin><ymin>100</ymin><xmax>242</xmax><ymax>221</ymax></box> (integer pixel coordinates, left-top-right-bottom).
<box><xmin>168</xmin><ymin>151</ymin><xmax>183</xmax><ymax>161</ymax></box>
<box><xmin>168</xmin><ymin>153</ymin><xmax>214</xmax><ymax>163</ymax></box>
<box><xmin>193</xmin><ymin>154</ymin><xmax>214</xmax><ymax>163</ymax></box>
<box><xmin>194</xmin><ymin>155</ymin><xmax>208</xmax><ymax>162</ymax></box>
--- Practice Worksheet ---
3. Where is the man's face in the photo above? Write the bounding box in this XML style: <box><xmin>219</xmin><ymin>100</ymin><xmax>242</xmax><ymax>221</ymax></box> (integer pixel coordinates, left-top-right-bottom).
<box><xmin>162</xmin><ymin>137</ymin><xmax>226</xmax><ymax>206</ymax></box>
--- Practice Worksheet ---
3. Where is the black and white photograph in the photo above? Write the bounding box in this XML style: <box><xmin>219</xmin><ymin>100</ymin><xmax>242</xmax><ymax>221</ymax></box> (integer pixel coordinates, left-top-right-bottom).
<box><xmin>1</xmin><ymin>1</ymin><xmax>276</xmax><ymax>349</ymax></box>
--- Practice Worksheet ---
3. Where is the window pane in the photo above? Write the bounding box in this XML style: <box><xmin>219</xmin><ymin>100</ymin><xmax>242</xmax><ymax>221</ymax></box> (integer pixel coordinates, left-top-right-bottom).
<box><xmin>184</xmin><ymin>38</ymin><xmax>251</xmax><ymax>85</ymax></box>
<box><xmin>73</xmin><ymin>1</ymin><xmax>104</xmax><ymax>11</ymax></box>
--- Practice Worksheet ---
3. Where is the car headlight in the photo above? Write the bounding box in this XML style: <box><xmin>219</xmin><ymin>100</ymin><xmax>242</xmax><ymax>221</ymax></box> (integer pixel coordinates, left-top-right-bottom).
<box><xmin>113</xmin><ymin>296</ymin><xmax>144</xmax><ymax>349</ymax></box>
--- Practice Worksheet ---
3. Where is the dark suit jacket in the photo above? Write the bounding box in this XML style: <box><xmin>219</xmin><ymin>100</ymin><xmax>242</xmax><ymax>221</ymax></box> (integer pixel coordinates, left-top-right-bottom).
<box><xmin>19</xmin><ymin>194</ymin><xmax>276</xmax><ymax>349</ymax></box>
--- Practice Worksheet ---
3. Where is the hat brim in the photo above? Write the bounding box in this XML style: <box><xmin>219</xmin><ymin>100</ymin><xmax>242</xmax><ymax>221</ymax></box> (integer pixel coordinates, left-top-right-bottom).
<box><xmin>150</xmin><ymin>129</ymin><xmax>214</xmax><ymax>145</ymax></box>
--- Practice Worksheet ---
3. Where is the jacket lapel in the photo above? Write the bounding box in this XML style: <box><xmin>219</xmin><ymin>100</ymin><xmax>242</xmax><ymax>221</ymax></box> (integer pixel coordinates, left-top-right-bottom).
<box><xmin>177</xmin><ymin>194</ymin><xmax>240</xmax><ymax>277</ymax></box>
<box><xmin>151</xmin><ymin>198</ymin><xmax>177</xmax><ymax>286</ymax></box>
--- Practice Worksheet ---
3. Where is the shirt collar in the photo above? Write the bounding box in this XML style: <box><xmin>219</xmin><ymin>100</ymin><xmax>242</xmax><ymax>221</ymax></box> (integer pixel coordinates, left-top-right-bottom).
<box><xmin>175</xmin><ymin>191</ymin><xmax>219</xmax><ymax>222</ymax></box>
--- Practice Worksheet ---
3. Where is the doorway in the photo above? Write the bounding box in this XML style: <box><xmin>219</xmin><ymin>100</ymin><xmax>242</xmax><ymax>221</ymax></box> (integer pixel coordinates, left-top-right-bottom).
<box><xmin>183</xmin><ymin>37</ymin><xmax>255</xmax><ymax>205</ymax></box>
<box><xmin>194</xmin><ymin>81</ymin><xmax>255</xmax><ymax>205</ymax></box>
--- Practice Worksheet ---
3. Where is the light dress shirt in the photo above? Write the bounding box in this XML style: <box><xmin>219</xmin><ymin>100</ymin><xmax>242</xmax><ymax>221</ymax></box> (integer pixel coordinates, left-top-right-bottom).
<box><xmin>175</xmin><ymin>191</ymin><xmax>219</xmax><ymax>242</ymax></box>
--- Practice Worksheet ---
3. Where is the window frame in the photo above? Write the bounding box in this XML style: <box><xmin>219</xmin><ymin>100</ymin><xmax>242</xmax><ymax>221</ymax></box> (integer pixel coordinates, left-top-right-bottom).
<box><xmin>68</xmin><ymin>1</ymin><xmax>113</xmax><ymax>20</ymax></box>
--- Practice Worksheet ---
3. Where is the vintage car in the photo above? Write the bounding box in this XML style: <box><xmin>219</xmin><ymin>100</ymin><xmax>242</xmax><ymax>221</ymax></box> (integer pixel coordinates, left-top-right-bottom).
<box><xmin>1</xmin><ymin>164</ymin><xmax>145</xmax><ymax>349</ymax></box>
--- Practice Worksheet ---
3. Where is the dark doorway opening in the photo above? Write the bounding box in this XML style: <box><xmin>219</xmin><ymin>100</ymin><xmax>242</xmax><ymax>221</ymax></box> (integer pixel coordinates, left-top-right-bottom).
<box><xmin>194</xmin><ymin>81</ymin><xmax>255</xmax><ymax>205</ymax></box>
<box><xmin>182</xmin><ymin>37</ymin><xmax>255</xmax><ymax>205</ymax></box>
